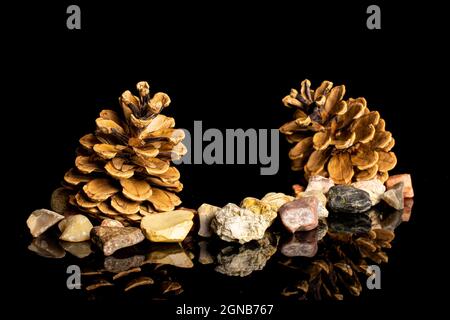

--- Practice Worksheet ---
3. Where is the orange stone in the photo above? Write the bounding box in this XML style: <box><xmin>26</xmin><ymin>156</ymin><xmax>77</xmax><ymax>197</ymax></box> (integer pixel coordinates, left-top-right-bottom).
<box><xmin>386</xmin><ymin>174</ymin><xmax>414</xmax><ymax>198</ymax></box>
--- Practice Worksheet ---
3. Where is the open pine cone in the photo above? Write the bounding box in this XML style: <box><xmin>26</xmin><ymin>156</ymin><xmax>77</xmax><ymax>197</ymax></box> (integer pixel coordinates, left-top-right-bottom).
<box><xmin>62</xmin><ymin>81</ymin><xmax>187</xmax><ymax>225</ymax></box>
<box><xmin>280</xmin><ymin>79</ymin><xmax>396</xmax><ymax>184</ymax></box>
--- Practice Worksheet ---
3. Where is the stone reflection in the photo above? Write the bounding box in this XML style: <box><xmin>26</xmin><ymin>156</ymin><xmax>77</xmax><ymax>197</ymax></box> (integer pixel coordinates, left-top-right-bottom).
<box><xmin>215</xmin><ymin>233</ymin><xmax>277</xmax><ymax>277</ymax></box>
<box><xmin>28</xmin><ymin>200</ymin><xmax>413</xmax><ymax>301</ymax></box>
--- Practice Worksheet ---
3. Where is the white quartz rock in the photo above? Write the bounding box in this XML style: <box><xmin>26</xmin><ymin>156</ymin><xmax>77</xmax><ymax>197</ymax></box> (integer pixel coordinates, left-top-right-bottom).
<box><xmin>352</xmin><ymin>179</ymin><xmax>386</xmax><ymax>205</ymax></box>
<box><xmin>211</xmin><ymin>203</ymin><xmax>273</xmax><ymax>244</ymax></box>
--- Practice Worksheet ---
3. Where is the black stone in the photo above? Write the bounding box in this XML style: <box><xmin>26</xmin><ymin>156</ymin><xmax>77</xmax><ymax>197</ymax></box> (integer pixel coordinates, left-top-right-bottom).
<box><xmin>327</xmin><ymin>185</ymin><xmax>372</xmax><ymax>213</ymax></box>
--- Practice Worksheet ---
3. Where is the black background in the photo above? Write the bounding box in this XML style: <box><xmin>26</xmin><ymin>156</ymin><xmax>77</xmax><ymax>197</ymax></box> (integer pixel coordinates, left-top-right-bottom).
<box><xmin>4</xmin><ymin>1</ymin><xmax>447</xmax><ymax>318</ymax></box>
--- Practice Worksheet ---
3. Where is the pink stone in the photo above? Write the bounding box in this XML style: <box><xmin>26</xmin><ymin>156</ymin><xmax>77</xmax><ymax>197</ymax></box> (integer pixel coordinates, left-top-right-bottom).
<box><xmin>279</xmin><ymin>198</ymin><xmax>319</xmax><ymax>233</ymax></box>
<box><xmin>386</xmin><ymin>174</ymin><xmax>414</xmax><ymax>198</ymax></box>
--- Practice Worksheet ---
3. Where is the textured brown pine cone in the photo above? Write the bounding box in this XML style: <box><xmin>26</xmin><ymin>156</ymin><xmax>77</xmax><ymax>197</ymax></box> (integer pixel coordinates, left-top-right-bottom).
<box><xmin>62</xmin><ymin>81</ymin><xmax>187</xmax><ymax>225</ymax></box>
<box><xmin>279</xmin><ymin>79</ymin><xmax>396</xmax><ymax>184</ymax></box>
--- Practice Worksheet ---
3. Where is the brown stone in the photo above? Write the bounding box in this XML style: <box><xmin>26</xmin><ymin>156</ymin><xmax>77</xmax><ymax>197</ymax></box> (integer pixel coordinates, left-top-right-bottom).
<box><xmin>90</xmin><ymin>226</ymin><xmax>145</xmax><ymax>256</ymax></box>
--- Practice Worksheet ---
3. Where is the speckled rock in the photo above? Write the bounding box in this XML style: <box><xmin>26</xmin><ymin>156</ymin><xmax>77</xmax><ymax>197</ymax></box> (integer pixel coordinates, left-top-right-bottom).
<box><xmin>104</xmin><ymin>255</ymin><xmax>145</xmax><ymax>273</ymax></box>
<box><xmin>50</xmin><ymin>187</ymin><xmax>71</xmax><ymax>214</ymax></box>
<box><xmin>328</xmin><ymin>185</ymin><xmax>372</xmax><ymax>213</ymax></box>
<box><xmin>27</xmin><ymin>209</ymin><xmax>64</xmax><ymax>237</ymax></box>
<box><xmin>91</xmin><ymin>226</ymin><xmax>145</xmax><ymax>256</ymax></box>
<box><xmin>279</xmin><ymin>198</ymin><xmax>319</xmax><ymax>233</ymax></box>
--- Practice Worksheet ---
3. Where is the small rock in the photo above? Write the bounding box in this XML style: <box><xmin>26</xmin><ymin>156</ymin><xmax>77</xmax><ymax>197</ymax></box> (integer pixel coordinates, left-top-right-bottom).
<box><xmin>215</xmin><ymin>234</ymin><xmax>276</xmax><ymax>277</ymax></box>
<box><xmin>382</xmin><ymin>182</ymin><xmax>404</xmax><ymax>210</ymax></box>
<box><xmin>101</xmin><ymin>218</ymin><xmax>124</xmax><ymax>228</ymax></box>
<box><xmin>91</xmin><ymin>226</ymin><xmax>145</xmax><ymax>256</ymax></box>
<box><xmin>146</xmin><ymin>244</ymin><xmax>193</xmax><ymax>268</ymax></box>
<box><xmin>104</xmin><ymin>255</ymin><xmax>145</xmax><ymax>273</ymax></box>
<box><xmin>385</xmin><ymin>174</ymin><xmax>414</xmax><ymax>198</ymax></box>
<box><xmin>28</xmin><ymin>234</ymin><xmax>66</xmax><ymax>258</ymax></box>
<box><xmin>279</xmin><ymin>197</ymin><xmax>319</xmax><ymax>233</ymax></box>
<box><xmin>26</xmin><ymin>209</ymin><xmax>64</xmax><ymax>237</ymax></box>
<box><xmin>367</xmin><ymin>208</ymin><xmax>382</xmax><ymax>229</ymax></box>
<box><xmin>211</xmin><ymin>203</ymin><xmax>273</xmax><ymax>244</ymax></box>
<box><xmin>327</xmin><ymin>185</ymin><xmax>372</xmax><ymax>213</ymax></box>
<box><xmin>298</xmin><ymin>190</ymin><xmax>329</xmax><ymax>218</ymax></box>
<box><xmin>402</xmin><ymin>198</ymin><xmax>414</xmax><ymax>222</ymax></box>
<box><xmin>305</xmin><ymin>175</ymin><xmax>335</xmax><ymax>194</ymax></box>
<box><xmin>60</xmin><ymin>241</ymin><xmax>92</xmax><ymax>258</ymax></box>
<box><xmin>240</xmin><ymin>197</ymin><xmax>278</xmax><ymax>223</ymax></box>
<box><xmin>281</xmin><ymin>230</ymin><xmax>318</xmax><ymax>258</ymax></box>
<box><xmin>50</xmin><ymin>187</ymin><xmax>71</xmax><ymax>213</ymax></box>
<box><xmin>351</xmin><ymin>179</ymin><xmax>386</xmax><ymax>205</ymax></box>
<box><xmin>260</xmin><ymin>192</ymin><xmax>295</xmax><ymax>211</ymax></box>
<box><xmin>58</xmin><ymin>214</ymin><xmax>93</xmax><ymax>242</ymax></box>
<box><xmin>141</xmin><ymin>210</ymin><xmax>194</xmax><ymax>242</ymax></box>
<box><xmin>198</xmin><ymin>241</ymin><xmax>214</xmax><ymax>264</ymax></box>
<box><xmin>197</xmin><ymin>204</ymin><xmax>220</xmax><ymax>237</ymax></box>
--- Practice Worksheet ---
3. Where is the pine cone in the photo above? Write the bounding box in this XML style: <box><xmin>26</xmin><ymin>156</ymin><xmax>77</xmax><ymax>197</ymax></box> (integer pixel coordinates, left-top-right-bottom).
<box><xmin>280</xmin><ymin>79</ymin><xmax>396</xmax><ymax>184</ymax></box>
<box><xmin>63</xmin><ymin>81</ymin><xmax>187</xmax><ymax>224</ymax></box>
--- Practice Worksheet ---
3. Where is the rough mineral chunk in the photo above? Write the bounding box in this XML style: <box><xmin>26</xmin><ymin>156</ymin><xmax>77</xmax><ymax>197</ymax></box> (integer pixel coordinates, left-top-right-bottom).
<box><xmin>141</xmin><ymin>210</ymin><xmax>194</xmax><ymax>242</ymax></box>
<box><xmin>385</xmin><ymin>174</ymin><xmax>414</xmax><ymax>198</ymax></box>
<box><xmin>351</xmin><ymin>179</ymin><xmax>386</xmax><ymax>205</ymax></box>
<box><xmin>58</xmin><ymin>214</ymin><xmax>93</xmax><ymax>242</ymax></box>
<box><xmin>305</xmin><ymin>175</ymin><xmax>335</xmax><ymax>194</ymax></box>
<box><xmin>402</xmin><ymin>198</ymin><xmax>414</xmax><ymax>222</ymax></box>
<box><xmin>26</xmin><ymin>209</ymin><xmax>64</xmax><ymax>237</ymax></box>
<box><xmin>90</xmin><ymin>226</ymin><xmax>145</xmax><ymax>256</ymax></box>
<box><xmin>382</xmin><ymin>182</ymin><xmax>404</xmax><ymax>210</ymax></box>
<box><xmin>197</xmin><ymin>204</ymin><xmax>220</xmax><ymax>237</ymax></box>
<box><xmin>260</xmin><ymin>192</ymin><xmax>295</xmax><ymax>211</ymax></box>
<box><xmin>215</xmin><ymin>234</ymin><xmax>276</xmax><ymax>277</ymax></box>
<box><xmin>279</xmin><ymin>198</ymin><xmax>319</xmax><ymax>233</ymax></box>
<box><xmin>210</xmin><ymin>203</ymin><xmax>273</xmax><ymax>244</ymax></box>
<box><xmin>327</xmin><ymin>185</ymin><xmax>372</xmax><ymax>213</ymax></box>
<box><xmin>240</xmin><ymin>197</ymin><xmax>278</xmax><ymax>224</ymax></box>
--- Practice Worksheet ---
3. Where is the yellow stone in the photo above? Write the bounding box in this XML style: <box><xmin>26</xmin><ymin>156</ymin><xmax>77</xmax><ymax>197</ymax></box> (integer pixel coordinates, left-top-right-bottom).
<box><xmin>140</xmin><ymin>210</ymin><xmax>194</xmax><ymax>242</ymax></box>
